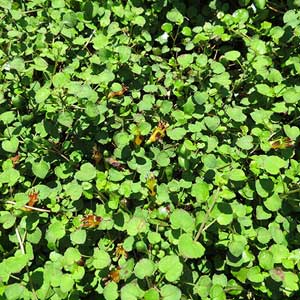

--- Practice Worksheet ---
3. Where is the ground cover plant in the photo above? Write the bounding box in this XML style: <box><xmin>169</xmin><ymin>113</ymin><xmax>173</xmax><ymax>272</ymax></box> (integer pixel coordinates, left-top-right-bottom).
<box><xmin>1</xmin><ymin>0</ymin><xmax>300</xmax><ymax>299</ymax></box>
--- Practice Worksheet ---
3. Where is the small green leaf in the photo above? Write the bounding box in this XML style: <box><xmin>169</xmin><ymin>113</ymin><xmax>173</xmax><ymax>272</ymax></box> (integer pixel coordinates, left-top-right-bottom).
<box><xmin>166</xmin><ymin>8</ymin><xmax>184</xmax><ymax>25</ymax></box>
<box><xmin>120</xmin><ymin>282</ymin><xmax>144</xmax><ymax>300</ymax></box>
<box><xmin>158</xmin><ymin>255</ymin><xmax>183</xmax><ymax>282</ymax></box>
<box><xmin>236</xmin><ymin>135</ymin><xmax>253</xmax><ymax>150</ymax></box>
<box><xmin>93</xmin><ymin>249</ymin><xmax>111</xmax><ymax>269</ymax></box>
<box><xmin>35</xmin><ymin>87</ymin><xmax>50</xmax><ymax>103</ymax></box>
<box><xmin>264</xmin><ymin>156</ymin><xmax>286</xmax><ymax>174</ymax></box>
<box><xmin>264</xmin><ymin>193</ymin><xmax>282</xmax><ymax>211</ymax></box>
<box><xmin>98</xmin><ymin>69</ymin><xmax>115</xmax><ymax>84</ymax></box>
<box><xmin>156</xmin><ymin>151</ymin><xmax>170</xmax><ymax>167</ymax></box>
<box><xmin>32</xmin><ymin>160</ymin><xmax>50</xmax><ymax>179</ymax></box>
<box><xmin>283</xmin><ymin>87</ymin><xmax>300</xmax><ymax>104</ymax></box>
<box><xmin>247</xmin><ymin>266</ymin><xmax>264</xmax><ymax>283</ymax></box>
<box><xmin>0</xmin><ymin>168</ymin><xmax>20</xmax><ymax>186</ymax></box>
<box><xmin>60</xmin><ymin>274</ymin><xmax>74</xmax><ymax>293</ymax></box>
<box><xmin>191</xmin><ymin>181</ymin><xmax>209</xmax><ymax>203</ymax></box>
<box><xmin>46</xmin><ymin>221</ymin><xmax>66</xmax><ymax>245</ymax></box>
<box><xmin>170</xmin><ymin>209</ymin><xmax>195</xmax><ymax>232</ymax></box>
<box><xmin>0</xmin><ymin>0</ymin><xmax>12</xmax><ymax>9</ymax></box>
<box><xmin>127</xmin><ymin>216</ymin><xmax>147</xmax><ymax>236</ymax></box>
<box><xmin>116</xmin><ymin>46</ymin><xmax>131</xmax><ymax>63</ymax></box>
<box><xmin>104</xmin><ymin>281</ymin><xmax>119</xmax><ymax>300</ymax></box>
<box><xmin>204</xmin><ymin>116</ymin><xmax>220</xmax><ymax>132</ymax></box>
<box><xmin>75</xmin><ymin>163</ymin><xmax>96</xmax><ymax>181</ymax></box>
<box><xmin>257</xmin><ymin>227</ymin><xmax>271</xmax><ymax>244</ymax></box>
<box><xmin>167</xmin><ymin>127</ymin><xmax>186</xmax><ymax>140</ymax></box>
<box><xmin>178</xmin><ymin>233</ymin><xmax>205</xmax><ymax>258</ymax></box>
<box><xmin>2</xmin><ymin>136</ymin><xmax>19</xmax><ymax>153</ymax></box>
<box><xmin>4</xmin><ymin>284</ymin><xmax>25</xmax><ymax>300</ymax></box>
<box><xmin>70</xmin><ymin>230</ymin><xmax>86</xmax><ymax>245</ymax></box>
<box><xmin>134</xmin><ymin>259</ymin><xmax>156</xmax><ymax>279</ymax></box>
<box><xmin>226</xmin><ymin>106</ymin><xmax>247</xmax><ymax>122</ymax></box>
<box><xmin>258</xmin><ymin>250</ymin><xmax>274</xmax><ymax>270</ymax></box>
<box><xmin>58</xmin><ymin>111</ymin><xmax>73</xmax><ymax>128</ymax></box>
<box><xmin>224</xmin><ymin>50</ymin><xmax>241</xmax><ymax>61</ymax></box>
<box><xmin>177</xmin><ymin>54</ymin><xmax>193</xmax><ymax>69</ymax></box>
<box><xmin>0</xmin><ymin>212</ymin><xmax>16</xmax><ymax>229</ymax></box>
<box><xmin>229</xmin><ymin>169</ymin><xmax>247</xmax><ymax>181</ymax></box>
<box><xmin>144</xmin><ymin>288</ymin><xmax>160</xmax><ymax>300</ymax></box>
<box><xmin>160</xmin><ymin>284</ymin><xmax>181</xmax><ymax>300</ymax></box>
<box><xmin>51</xmin><ymin>0</ymin><xmax>65</xmax><ymax>8</ymax></box>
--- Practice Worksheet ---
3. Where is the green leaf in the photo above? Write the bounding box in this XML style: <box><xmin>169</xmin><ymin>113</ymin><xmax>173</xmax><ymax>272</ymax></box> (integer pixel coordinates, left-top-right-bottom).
<box><xmin>116</xmin><ymin>46</ymin><xmax>131</xmax><ymax>63</ymax></box>
<box><xmin>257</xmin><ymin>227</ymin><xmax>271</xmax><ymax>244</ymax></box>
<box><xmin>247</xmin><ymin>266</ymin><xmax>264</xmax><ymax>283</ymax></box>
<box><xmin>256</xmin><ymin>84</ymin><xmax>274</xmax><ymax>97</ymax></box>
<box><xmin>0</xmin><ymin>0</ymin><xmax>12</xmax><ymax>9</ymax></box>
<box><xmin>0</xmin><ymin>168</ymin><xmax>20</xmax><ymax>186</ymax></box>
<box><xmin>229</xmin><ymin>169</ymin><xmax>247</xmax><ymax>181</ymax></box>
<box><xmin>51</xmin><ymin>0</ymin><xmax>65</xmax><ymax>8</ymax></box>
<box><xmin>64</xmin><ymin>180</ymin><xmax>83</xmax><ymax>200</ymax></box>
<box><xmin>258</xmin><ymin>250</ymin><xmax>274</xmax><ymax>270</ymax></box>
<box><xmin>60</xmin><ymin>274</ymin><xmax>74</xmax><ymax>293</ymax></box>
<box><xmin>167</xmin><ymin>127</ymin><xmax>186</xmax><ymax>140</ymax></box>
<box><xmin>46</xmin><ymin>221</ymin><xmax>66</xmax><ymax>245</ymax></box>
<box><xmin>283</xmin><ymin>9</ymin><xmax>300</xmax><ymax>28</ymax></box>
<box><xmin>4</xmin><ymin>284</ymin><xmax>25</xmax><ymax>300</ymax></box>
<box><xmin>0</xmin><ymin>111</ymin><xmax>15</xmax><ymax>124</ymax></box>
<box><xmin>177</xmin><ymin>54</ymin><xmax>193</xmax><ymax>69</ymax></box>
<box><xmin>113</xmin><ymin>132</ymin><xmax>130</xmax><ymax>147</ymax></box>
<box><xmin>35</xmin><ymin>87</ymin><xmax>50</xmax><ymax>103</ymax></box>
<box><xmin>226</xmin><ymin>106</ymin><xmax>247</xmax><ymax>122</ymax></box>
<box><xmin>264</xmin><ymin>156</ymin><xmax>286</xmax><ymax>174</ymax></box>
<box><xmin>191</xmin><ymin>181</ymin><xmax>209</xmax><ymax>203</ymax></box>
<box><xmin>75</xmin><ymin>163</ymin><xmax>96</xmax><ymax>181</ymax></box>
<box><xmin>156</xmin><ymin>151</ymin><xmax>170</xmax><ymax>167</ymax></box>
<box><xmin>32</xmin><ymin>160</ymin><xmax>50</xmax><ymax>179</ymax></box>
<box><xmin>170</xmin><ymin>209</ymin><xmax>195</xmax><ymax>232</ymax></box>
<box><xmin>120</xmin><ymin>282</ymin><xmax>144</xmax><ymax>300</ymax></box>
<box><xmin>33</xmin><ymin>57</ymin><xmax>48</xmax><ymax>71</ymax></box>
<box><xmin>58</xmin><ymin>111</ymin><xmax>73</xmax><ymax>128</ymax></box>
<box><xmin>283</xmin><ymin>87</ymin><xmax>300</xmax><ymax>104</ymax></box>
<box><xmin>2</xmin><ymin>136</ymin><xmax>19</xmax><ymax>153</ymax></box>
<box><xmin>134</xmin><ymin>259</ymin><xmax>156</xmax><ymax>279</ymax></box>
<box><xmin>283</xmin><ymin>125</ymin><xmax>300</xmax><ymax>139</ymax></box>
<box><xmin>144</xmin><ymin>288</ymin><xmax>160</xmax><ymax>300</ymax></box>
<box><xmin>228</xmin><ymin>235</ymin><xmax>247</xmax><ymax>257</ymax></box>
<box><xmin>224</xmin><ymin>50</ymin><xmax>241</xmax><ymax>61</ymax></box>
<box><xmin>264</xmin><ymin>193</ymin><xmax>282</xmax><ymax>211</ymax></box>
<box><xmin>178</xmin><ymin>233</ymin><xmax>205</xmax><ymax>258</ymax></box>
<box><xmin>166</xmin><ymin>8</ymin><xmax>184</xmax><ymax>25</ymax></box>
<box><xmin>283</xmin><ymin>272</ymin><xmax>299</xmax><ymax>291</ymax></box>
<box><xmin>236</xmin><ymin>135</ymin><xmax>253</xmax><ymax>150</ymax></box>
<box><xmin>160</xmin><ymin>284</ymin><xmax>181</xmax><ymax>300</ymax></box>
<box><xmin>127</xmin><ymin>216</ymin><xmax>147</xmax><ymax>236</ymax></box>
<box><xmin>70</xmin><ymin>230</ymin><xmax>86</xmax><ymax>245</ymax></box>
<box><xmin>204</xmin><ymin>116</ymin><xmax>220</xmax><ymax>132</ymax></box>
<box><xmin>104</xmin><ymin>282</ymin><xmax>119</xmax><ymax>300</ymax></box>
<box><xmin>0</xmin><ymin>212</ymin><xmax>16</xmax><ymax>229</ymax></box>
<box><xmin>9</xmin><ymin>57</ymin><xmax>25</xmax><ymax>72</ymax></box>
<box><xmin>158</xmin><ymin>255</ymin><xmax>183</xmax><ymax>282</ymax></box>
<box><xmin>93</xmin><ymin>249</ymin><xmax>111</xmax><ymax>269</ymax></box>
<box><xmin>99</xmin><ymin>69</ymin><xmax>115</xmax><ymax>84</ymax></box>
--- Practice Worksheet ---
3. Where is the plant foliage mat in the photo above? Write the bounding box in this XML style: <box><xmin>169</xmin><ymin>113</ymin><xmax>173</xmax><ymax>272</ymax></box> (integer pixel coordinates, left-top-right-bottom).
<box><xmin>1</xmin><ymin>0</ymin><xmax>300</xmax><ymax>299</ymax></box>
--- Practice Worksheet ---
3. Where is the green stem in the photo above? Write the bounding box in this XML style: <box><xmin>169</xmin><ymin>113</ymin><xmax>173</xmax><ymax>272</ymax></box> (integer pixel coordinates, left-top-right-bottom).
<box><xmin>194</xmin><ymin>187</ymin><xmax>220</xmax><ymax>242</ymax></box>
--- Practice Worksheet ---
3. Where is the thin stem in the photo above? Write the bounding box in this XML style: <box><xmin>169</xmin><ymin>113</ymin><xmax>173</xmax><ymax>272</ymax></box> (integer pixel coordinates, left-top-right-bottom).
<box><xmin>83</xmin><ymin>29</ymin><xmax>96</xmax><ymax>50</ymax></box>
<box><xmin>16</xmin><ymin>226</ymin><xmax>38</xmax><ymax>300</ymax></box>
<box><xmin>194</xmin><ymin>187</ymin><xmax>220</xmax><ymax>242</ymax></box>
<box><xmin>15</xmin><ymin>226</ymin><xmax>25</xmax><ymax>255</ymax></box>
<box><xmin>6</xmin><ymin>201</ymin><xmax>51</xmax><ymax>213</ymax></box>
